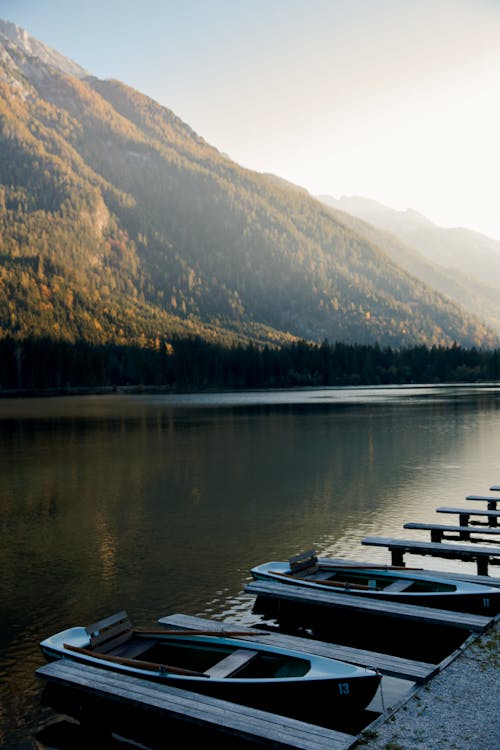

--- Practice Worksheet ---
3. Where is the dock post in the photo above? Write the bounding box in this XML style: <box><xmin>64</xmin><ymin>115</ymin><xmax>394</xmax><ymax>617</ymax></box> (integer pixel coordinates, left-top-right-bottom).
<box><xmin>430</xmin><ymin>529</ymin><xmax>444</xmax><ymax>543</ymax></box>
<box><xmin>477</xmin><ymin>558</ymin><xmax>489</xmax><ymax>576</ymax></box>
<box><xmin>390</xmin><ymin>548</ymin><xmax>405</xmax><ymax>566</ymax></box>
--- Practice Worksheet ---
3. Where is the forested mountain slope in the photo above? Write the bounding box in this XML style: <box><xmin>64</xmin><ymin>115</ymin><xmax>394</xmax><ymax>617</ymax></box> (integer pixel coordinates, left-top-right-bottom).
<box><xmin>0</xmin><ymin>19</ymin><xmax>497</xmax><ymax>349</ymax></box>
<box><xmin>321</xmin><ymin>195</ymin><xmax>500</xmax><ymax>336</ymax></box>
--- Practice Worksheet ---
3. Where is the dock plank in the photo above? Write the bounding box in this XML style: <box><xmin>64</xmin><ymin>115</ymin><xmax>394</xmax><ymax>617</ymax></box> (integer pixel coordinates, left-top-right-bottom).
<box><xmin>403</xmin><ymin>522</ymin><xmax>500</xmax><ymax>542</ymax></box>
<box><xmin>37</xmin><ymin>660</ymin><xmax>354</xmax><ymax>750</ymax></box>
<box><xmin>244</xmin><ymin>581</ymin><xmax>491</xmax><ymax>632</ymax></box>
<box><xmin>362</xmin><ymin>535</ymin><xmax>500</xmax><ymax>575</ymax></box>
<box><xmin>436</xmin><ymin>507</ymin><xmax>500</xmax><ymax>528</ymax></box>
<box><xmin>466</xmin><ymin>495</ymin><xmax>498</xmax><ymax>510</ymax></box>
<box><xmin>158</xmin><ymin>613</ymin><xmax>438</xmax><ymax>683</ymax></box>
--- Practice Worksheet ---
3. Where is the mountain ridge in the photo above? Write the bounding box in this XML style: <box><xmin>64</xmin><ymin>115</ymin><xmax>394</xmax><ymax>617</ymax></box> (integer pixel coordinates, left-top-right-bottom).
<box><xmin>0</xmin><ymin>19</ymin><xmax>498</xmax><ymax>350</ymax></box>
<box><xmin>319</xmin><ymin>195</ymin><xmax>500</xmax><ymax>337</ymax></box>
<box><xmin>321</xmin><ymin>194</ymin><xmax>500</xmax><ymax>286</ymax></box>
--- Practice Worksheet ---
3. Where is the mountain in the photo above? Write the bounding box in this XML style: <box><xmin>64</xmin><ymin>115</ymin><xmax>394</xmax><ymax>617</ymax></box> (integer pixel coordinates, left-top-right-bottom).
<box><xmin>0</xmin><ymin>20</ymin><xmax>498</xmax><ymax>351</ymax></box>
<box><xmin>322</xmin><ymin>196</ymin><xmax>500</xmax><ymax>287</ymax></box>
<box><xmin>320</xmin><ymin>195</ymin><xmax>500</xmax><ymax>336</ymax></box>
<box><xmin>319</xmin><ymin>196</ymin><xmax>500</xmax><ymax>337</ymax></box>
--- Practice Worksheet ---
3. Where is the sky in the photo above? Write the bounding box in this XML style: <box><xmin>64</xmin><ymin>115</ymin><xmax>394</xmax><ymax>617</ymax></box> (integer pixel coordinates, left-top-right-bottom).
<box><xmin>2</xmin><ymin>0</ymin><xmax>500</xmax><ymax>241</ymax></box>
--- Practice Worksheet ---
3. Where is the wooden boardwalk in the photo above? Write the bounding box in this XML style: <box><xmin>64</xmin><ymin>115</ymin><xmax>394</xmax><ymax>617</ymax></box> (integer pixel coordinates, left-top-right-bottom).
<box><xmin>403</xmin><ymin>521</ymin><xmax>500</xmax><ymax>543</ymax></box>
<box><xmin>158</xmin><ymin>613</ymin><xmax>438</xmax><ymax>683</ymax></box>
<box><xmin>436</xmin><ymin>506</ymin><xmax>500</xmax><ymax>528</ymax></box>
<box><xmin>244</xmin><ymin>580</ymin><xmax>492</xmax><ymax>632</ymax></box>
<box><xmin>37</xmin><ymin>659</ymin><xmax>355</xmax><ymax>750</ymax></box>
<box><xmin>361</xmin><ymin>536</ymin><xmax>500</xmax><ymax>575</ymax></box>
<box><xmin>466</xmin><ymin>495</ymin><xmax>499</xmax><ymax>510</ymax></box>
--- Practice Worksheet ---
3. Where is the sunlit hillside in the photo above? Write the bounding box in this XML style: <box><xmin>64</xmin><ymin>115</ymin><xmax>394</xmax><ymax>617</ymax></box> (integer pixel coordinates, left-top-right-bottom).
<box><xmin>0</xmin><ymin>19</ymin><xmax>498</xmax><ymax>349</ymax></box>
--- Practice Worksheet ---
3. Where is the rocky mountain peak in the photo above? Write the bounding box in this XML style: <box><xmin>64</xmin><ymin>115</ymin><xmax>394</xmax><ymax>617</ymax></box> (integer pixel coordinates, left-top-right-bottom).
<box><xmin>0</xmin><ymin>18</ymin><xmax>88</xmax><ymax>79</ymax></box>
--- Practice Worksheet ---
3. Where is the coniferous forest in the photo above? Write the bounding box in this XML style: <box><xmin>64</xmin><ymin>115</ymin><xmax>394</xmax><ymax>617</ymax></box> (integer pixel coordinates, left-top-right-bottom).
<box><xmin>1</xmin><ymin>336</ymin><xmax>498</xmax><ymax>394</ymax></box>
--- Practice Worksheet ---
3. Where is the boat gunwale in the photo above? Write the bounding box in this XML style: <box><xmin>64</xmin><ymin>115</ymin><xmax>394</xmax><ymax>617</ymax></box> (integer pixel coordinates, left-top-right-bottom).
<box><xmin>251</xmin><ymin>561</ymin><xmax>500</xmax><ymax>597</ymax></box>
<box><xmin>40</xmin><ymin>627</ymin><xmax>378</xmax><ymax>684</ymax></box>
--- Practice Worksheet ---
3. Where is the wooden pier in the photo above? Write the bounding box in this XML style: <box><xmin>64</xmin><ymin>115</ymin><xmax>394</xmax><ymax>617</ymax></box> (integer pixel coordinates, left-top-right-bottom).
<box><xmin>245</xmin><ymin>580</ymin><xmax>492</xmax><ymax>632</ymax></box>
<box><xmin>403</xmin><ymin>521</ymin><xmax>500</xmax><ymax>543</ymax></box>
<box><xmin>436</xmin><ymin>506</ymin><xmax>500</xmax><ymax>528</ymax></box>
<box><xmin>158</xmin><ymin>613</ymin><xmax>438</xmax><ymax>683</ymax></box>
<box><xmin>361</xmin><ymin>536</ymin><xmax>500</xmax><ymax>575</ymax></box>
<box><xmin>37</xmin><ymin>659</ymin><xmax>355</xmax><ymax>750</ymax></box>
<box><xmin>36</xmin><ymin>482</ymin><xmax>500</xmax><ymax>749</ymax></box>
<box><xmin>466</xmin><ymin>495</ymin><xmax>499</xmax><ymax>510</ymax></box>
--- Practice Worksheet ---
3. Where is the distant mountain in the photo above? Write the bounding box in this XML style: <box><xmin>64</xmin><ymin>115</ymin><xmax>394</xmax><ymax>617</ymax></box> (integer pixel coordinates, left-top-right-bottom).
<box><xmin>0</xmin><ymin>19</ymin><xmax>497</xmax><ymax>350</ymax></box>
<box><xmin>322</xmin><ymin>194</ymin><xmax>500</xmax><ymax>294</ymax></box>
<box><xmin>318</xmin><ymin>197</ymin><xmax>500</xmax><ymax>337</ymax></box>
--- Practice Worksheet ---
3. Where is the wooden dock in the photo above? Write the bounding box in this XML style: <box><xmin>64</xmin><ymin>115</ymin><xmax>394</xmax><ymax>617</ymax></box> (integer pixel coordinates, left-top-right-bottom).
<box><xmin>436</xmin><ymin>506</ymin><xmax>500</xmax><ymax>528</ymax></box>
<box><xmin>37</xmin><ymin>659</ymin><xmax>355</xmax><ymax>750</ymax></box>
<box><xmin>466</xmin><ymin>495</ymin><xmax>499</xmax><ymax>510</ymax></box>
<box><xmin>403</xmin><ymin>521</ymin><xmax>500</xmax><ymax>543</ymax></box>
<box><xmin>158</xmin><ymin>613</ymin><xmax>438</xmax><ymax>683</ymax></box>
<box><xmin>244</xmin><ymin>580</ymin><xmax>491</xmax><ymax>631</ymax></box>
<box><xmin>361</xmin><ymin>536</ymin><xmax>500</xmax><ymax>575</ymax></box>
<box><xmin>35</xmin><ymin>482</ymin><xmax>500</xmax><ymax>748</ymax></box>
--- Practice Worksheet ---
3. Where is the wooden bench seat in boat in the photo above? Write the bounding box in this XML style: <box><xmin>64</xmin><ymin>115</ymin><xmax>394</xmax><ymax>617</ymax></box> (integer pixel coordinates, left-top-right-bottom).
<box><xmin>85</xmin><ymin>611</ymin><xmax>133</xmax><ymax>652</ymax></box>
<box><xmin>288</xmin><ymin>549</ymin><xmax>318</xmax><ymax>575</ymax></box>
<box><xmin>303</xmin><ymin>570</ymin><xmax>334</xmax><ymax>581</ymax></box>
<box><xmin>84</xmin><ymin>610</ymin><xmax>156</xmax><ymax>659</ymax></box>
<box><xmin>382</xmin><ymin>579</ymin><xmax>414</xmax><ymax>592</ymax></box>
<box><xmin>361</xmin><ymin>536</ymin><xmax>500</xmax><ymax>575</ymax></box>
<box><xmin>204</xmin><ymin>648</ymin><xmax>259</xmax><ymax>678</ymax></box>
<box><xmin>110</xmin><ymin>638</ymin><xmax>156</xmax><ymax>660</ymax></box>
<box><xmin>404</xmin><ymin>522</ymin><xmax>500</xmax><ymax>543</ymax></box>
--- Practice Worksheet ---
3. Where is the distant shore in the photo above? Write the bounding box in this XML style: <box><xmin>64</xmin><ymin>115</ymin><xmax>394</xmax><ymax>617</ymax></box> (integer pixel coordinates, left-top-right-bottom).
<box><xmin>1</xmin><ymin>381</ymin><xmax>499</xmax><ymax>400</ymax></box>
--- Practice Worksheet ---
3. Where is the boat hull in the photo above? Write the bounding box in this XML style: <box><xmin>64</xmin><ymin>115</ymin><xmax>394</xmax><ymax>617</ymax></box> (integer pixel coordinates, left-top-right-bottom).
<box><xmin>40</xmin><ymin>628</ymin><xmax>380</xmax><ymax>715</ymax></box>
<box><xmin>251</xmin><ymin>561</ymin><xmax>500</xmax><ymax>615</ymax></box>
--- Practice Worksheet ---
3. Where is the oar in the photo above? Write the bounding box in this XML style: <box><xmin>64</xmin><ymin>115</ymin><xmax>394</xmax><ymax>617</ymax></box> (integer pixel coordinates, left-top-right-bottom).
<box><xmin>63</xmin><ymin>642</ymin><xmax>209</xmax><ymax>677</ymax></box>
<box><xmin>275</xmin><ymin>571</ymin><xmax>372</xmax><ymax>590</ymax></box>
<box><xmin>318</xmin><ymin>563</ymin><xmax>423</xmax><ymax>571</ymax></box>
<box><xmin>134</xmin><ymin>628</ymin><xmax>268</xmax><ymax>637</ymax></box>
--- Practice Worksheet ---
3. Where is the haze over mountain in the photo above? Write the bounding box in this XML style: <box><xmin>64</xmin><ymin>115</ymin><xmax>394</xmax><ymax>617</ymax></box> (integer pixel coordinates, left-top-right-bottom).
<box><xmin>0</xmin><ymin>19</ymin><xmax>497</xmax><ymax>350</ymax></box>
<box><xmin>319</xmin><ymin>196</ymin><xmax>500</xmax><ymax>337</ymax></box>
<box><xmin>327</xmin><ymin>195</ymin><xmax>500</xmax><ymax>282</ymax></box>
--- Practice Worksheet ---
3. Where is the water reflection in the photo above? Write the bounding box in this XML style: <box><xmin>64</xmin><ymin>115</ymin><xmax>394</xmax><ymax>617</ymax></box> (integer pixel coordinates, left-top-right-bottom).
<box><xmin>0</xmin><ymin>386</ymin><xmax>499</xmax><ymax>747</ymax></box>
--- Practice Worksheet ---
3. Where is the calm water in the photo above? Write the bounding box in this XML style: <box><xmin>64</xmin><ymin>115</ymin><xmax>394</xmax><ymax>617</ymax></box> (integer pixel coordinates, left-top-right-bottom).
<box><xmin>1</xmin><ymin>384</ymin><xmax>500</xmax><ymax>747</ymax></box>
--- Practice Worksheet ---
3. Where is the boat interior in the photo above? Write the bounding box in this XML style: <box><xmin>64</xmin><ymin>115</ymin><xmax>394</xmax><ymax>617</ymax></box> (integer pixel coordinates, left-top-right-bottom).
<box><xmin>63</xmin><ymin>611</ymin><xmax>309</xmax><ymax>679</ymax></box>
<box><xmin>285</xmin><ymin>551</ymin><xmax>456</xmax><ymax>592</ymax></box>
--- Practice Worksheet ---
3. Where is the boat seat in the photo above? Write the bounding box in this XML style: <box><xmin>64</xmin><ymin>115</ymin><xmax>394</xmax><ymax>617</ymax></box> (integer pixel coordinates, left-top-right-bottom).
<box><xmin>304</xmin><ymin>570</ymin><xmax>333</xmax><ymax>581</ymax></box>
<box><xmin>110</xmin><ymin>638</ymin><xmax>156</xmax><ymax>659</ymax></box>
<box><xmin>86</xmin><ymin>611</ymin><xmax>133</xmax><ymax>653</ymax></box>
<box><xmin>383</xmin><ymin>579</ymin><xmax>413</xmax><ymax>592</ymax></box>
<box><xmin>204</xmin><ymin>649</ymin><xmax>258</xmax><ymax>679</ymax></box>
<box><xmin>288</xmin><ymin>549</ymin><xmax>318</xmax><ymax>575</ymax></box>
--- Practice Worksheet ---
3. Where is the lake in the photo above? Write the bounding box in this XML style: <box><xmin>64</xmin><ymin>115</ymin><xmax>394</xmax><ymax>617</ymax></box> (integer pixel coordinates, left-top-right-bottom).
<box><xmin>1</xmin><ymin>384</ymin><xmax>499</xmax><ymax>747</ymax></box>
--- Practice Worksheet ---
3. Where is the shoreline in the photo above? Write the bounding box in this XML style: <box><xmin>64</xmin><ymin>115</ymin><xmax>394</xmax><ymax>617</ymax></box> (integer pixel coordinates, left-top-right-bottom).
<box><xmin>358</xmin><ymin>619</ymin><xmax>499</xmax><ymax>750</ymax></box>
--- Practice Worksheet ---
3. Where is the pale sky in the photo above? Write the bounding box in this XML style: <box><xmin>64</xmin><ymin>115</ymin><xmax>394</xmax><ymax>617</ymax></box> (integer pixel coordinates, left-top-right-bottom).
<box><xmin>2</xmin><ymin>0</ymin><xmax>500</xmax><ymax>241</ymax></box>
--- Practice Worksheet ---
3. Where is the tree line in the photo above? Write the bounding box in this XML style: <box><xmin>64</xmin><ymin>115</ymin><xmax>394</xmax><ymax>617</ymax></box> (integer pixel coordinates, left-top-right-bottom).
<box><xmin>0</xmin><ymin>336</ymin><xmax>498</xmax><ymax>393</ymax></box>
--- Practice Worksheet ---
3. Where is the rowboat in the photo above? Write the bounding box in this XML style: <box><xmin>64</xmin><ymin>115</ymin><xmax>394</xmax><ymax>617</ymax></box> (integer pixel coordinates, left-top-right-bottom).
<box><xmin>251</xmin><ymin>550</ymin><xmax>500</xmax><ymax>614</ymax></box>
<box><xmin>39</xmin><ymin>611</ymin><xmax>380</xmax><ymax>713</ymax></box>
